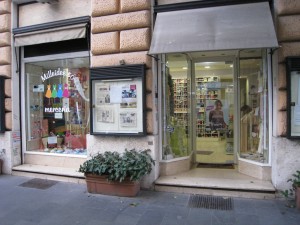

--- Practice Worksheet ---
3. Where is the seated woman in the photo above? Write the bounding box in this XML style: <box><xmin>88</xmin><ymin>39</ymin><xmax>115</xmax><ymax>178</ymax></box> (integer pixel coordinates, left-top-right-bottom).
<box><xmin>209</xmin><ymin>100</ymin><xmax>227</xmax><ymax>130</ymax></box>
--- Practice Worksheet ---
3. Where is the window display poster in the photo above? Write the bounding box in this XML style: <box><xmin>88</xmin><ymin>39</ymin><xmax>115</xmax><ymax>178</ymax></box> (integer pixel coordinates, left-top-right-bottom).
<box><xmin>95</xmin><ymin>83</ymin><xmax>110</xmax><ymax>105</ymax></box>
<box><xmin>120</xmin><ymin>112</ymin><xmax>137</xmax><ymax>127</ymax></box>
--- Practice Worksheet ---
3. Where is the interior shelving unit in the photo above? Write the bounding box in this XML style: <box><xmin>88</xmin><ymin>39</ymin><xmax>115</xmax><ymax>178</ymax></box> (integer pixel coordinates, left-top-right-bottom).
<box><xmin>172</xmin><ymin>76</ymin><xmax>221</xmax><ymax>138</ymax></box>
<box><xmin>173</xmin><ymin>79</ymin><xmax>188</xmax><ymax>132</ymax></box>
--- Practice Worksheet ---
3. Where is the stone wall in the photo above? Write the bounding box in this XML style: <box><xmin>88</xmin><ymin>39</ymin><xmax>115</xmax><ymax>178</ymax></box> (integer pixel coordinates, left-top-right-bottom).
<box><xmin>91</xmin><ymin>0</ymin><xmax>153</xmax><ymax>133</ymax></box>
<box><xmin>89</xmin><ymin>0</ymin><xmax>157</xmax><ymax>188</ymax></box>
<box><xmin>0</xmin><ymin>0</ymin><xmax>12</xmax><ymax>174</ymax></box>
<box><xmin>0</xmin><ymin>0</ymin><xmax>12</xmax><ymax>130</ymax></box>
<box><xmin>272</xmin><ymin>0</ymin><xmax>300</xmax><ymax>190</ymax></box>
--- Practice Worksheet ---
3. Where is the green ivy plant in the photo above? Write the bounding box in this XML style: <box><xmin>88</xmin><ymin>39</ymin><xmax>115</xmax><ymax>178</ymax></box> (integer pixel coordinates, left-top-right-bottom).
<box><xmin>78</xmin><ymin>149</ymin><xmax>155</xmax><ymax>182</ymax></box>
<box><xmin>281</xmin><ymin>170</ymin><xmax>300</xmax><ymax>199</ymax></box>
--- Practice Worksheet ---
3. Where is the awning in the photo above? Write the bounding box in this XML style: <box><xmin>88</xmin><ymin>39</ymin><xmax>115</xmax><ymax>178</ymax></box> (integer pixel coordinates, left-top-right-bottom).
<box><xmin>14</xmin><ymin>24</ymin><xmax>87</xmax><ymax>47</ymax></box>
<box><xmin>149</xmin><ymin>2</ymin><xmax>278</xmax><ymax>55</ymax></box>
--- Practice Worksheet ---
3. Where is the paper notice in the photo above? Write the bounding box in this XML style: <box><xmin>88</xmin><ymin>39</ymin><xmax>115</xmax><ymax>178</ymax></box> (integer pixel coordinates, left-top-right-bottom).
<box><xmin>48</xmin><ymin>136</ymin><xmax>57</xmax><ymax>144</ymax></box>
<box><xmin>110</xmin><ymin>85</ymin><xmax>122</xmax><ymax>103</ymax></box>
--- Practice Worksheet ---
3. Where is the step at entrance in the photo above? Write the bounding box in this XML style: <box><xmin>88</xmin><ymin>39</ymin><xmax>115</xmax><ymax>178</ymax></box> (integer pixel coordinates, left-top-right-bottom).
<box><xmin>12</xmin><ymin>164</ymin><xmax>85</xmax><ymax>184</ymax></box>
<box><xmin>155</xmin><ymin>168</ymin><xmax>276</xmax><ymax>199</ymax></box>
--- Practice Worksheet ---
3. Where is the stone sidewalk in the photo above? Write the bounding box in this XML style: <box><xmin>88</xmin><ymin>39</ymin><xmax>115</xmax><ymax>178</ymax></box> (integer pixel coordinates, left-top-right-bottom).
<box><xmin>0</xmin><ymin>175</ymin><xmax>299</xmax><ymax>225</ymax></box>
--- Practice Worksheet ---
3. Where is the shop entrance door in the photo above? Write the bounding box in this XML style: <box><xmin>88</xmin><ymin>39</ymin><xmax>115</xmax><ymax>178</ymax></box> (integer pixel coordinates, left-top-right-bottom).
<box><xmin>193</xmin><ymin>60</ymin><xmax>235</xmax><ymax>165</ymax></box>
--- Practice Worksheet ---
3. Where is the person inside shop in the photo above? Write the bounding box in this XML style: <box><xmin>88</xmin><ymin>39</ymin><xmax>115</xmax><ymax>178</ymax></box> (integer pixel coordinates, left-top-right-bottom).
<box><xmin>209</xmin><ymin>99</ymin><xmax>227</xmax><ymax>130</ymax></box>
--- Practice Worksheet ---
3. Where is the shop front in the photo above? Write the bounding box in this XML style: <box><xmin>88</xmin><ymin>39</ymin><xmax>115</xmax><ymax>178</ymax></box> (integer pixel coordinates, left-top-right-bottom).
<box><xmin>11</xmin><ymin>0</ymin><xmax>92</xmax><ymax>172</ymax></box>
<box><xmin>151</xmin><ymin>1</ymin><xmax>278</xmax><ymax>182</ymax></box>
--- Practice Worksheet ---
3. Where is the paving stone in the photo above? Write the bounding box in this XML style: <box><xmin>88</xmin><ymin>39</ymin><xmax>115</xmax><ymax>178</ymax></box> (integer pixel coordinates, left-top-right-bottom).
<box><xmin>187</xmin><ymin>208</ymin><xmax>212</xmax><ymax>225</ymax></box>
<box><xmin>0</xmin><ymin>175</ymin><xmax>300</xmax><ymax>225</ymax></box>
<box><xmin>136</xmin><ymin>209</ymin><xmax>165</xmax><ymax>225</ymax></box>
<box><xmin>212</xmin><ymin>210</ymin><xmax>236</xmax><ymax>224</ymax></box>
<box><xmin>234</xmin><ymin>213</ymin><xmax>260</xmax><ymax>225</ymax></box>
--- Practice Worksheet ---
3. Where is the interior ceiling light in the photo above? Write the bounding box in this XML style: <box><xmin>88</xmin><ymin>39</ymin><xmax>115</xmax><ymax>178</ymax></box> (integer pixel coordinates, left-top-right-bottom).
<box><xmin>182</xmin><ymin>67</ymin><xmax>188</xmax><ymax>70</ymax></box>
<box><xmin>230</xmin><ymin>65</ymin><xmax>233</xmax><ymax>68</ymax></box>
<box><xmin>204</xmin><ymin>66</ymin><xmax>210</xmax><ymax>69</ymax></box>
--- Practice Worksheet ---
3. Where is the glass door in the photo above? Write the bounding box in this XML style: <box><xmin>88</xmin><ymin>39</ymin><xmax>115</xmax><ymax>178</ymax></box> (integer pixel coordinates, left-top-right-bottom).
<box><xmin>194</xmin><ymin>60</ymin><xmax>235</xmax><ymax>164</ymax></box>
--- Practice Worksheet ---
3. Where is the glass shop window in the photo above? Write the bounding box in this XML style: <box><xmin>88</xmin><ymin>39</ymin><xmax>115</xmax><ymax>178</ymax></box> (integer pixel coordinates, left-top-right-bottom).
<box><xmin>25</xmin><ymin>57</ymin><xmax>89</xmax><ymax>155</ymax></box>
<box><xmin>239</xmin><ymin>49</ymin><xmax>269</xmax><ymax>163</ymax></box>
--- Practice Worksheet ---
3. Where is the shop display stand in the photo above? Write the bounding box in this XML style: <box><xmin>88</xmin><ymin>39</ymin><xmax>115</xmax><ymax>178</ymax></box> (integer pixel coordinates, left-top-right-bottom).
<box><xmin>173</xmin><ymin>79</ymin><xmax>188</xmax><ymax>133</ymax></box>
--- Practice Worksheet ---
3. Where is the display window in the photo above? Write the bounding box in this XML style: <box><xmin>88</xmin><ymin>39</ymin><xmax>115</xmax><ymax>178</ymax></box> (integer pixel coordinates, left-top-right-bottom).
<box><xmin>239</xmin><ymin>49</ymin><xmax>269</xmax><ymax>163</ymax></box>
<box><xmin>24</xmin><ymin>56</ymin><xmax>90</xmax><ymax>155</ymax></box>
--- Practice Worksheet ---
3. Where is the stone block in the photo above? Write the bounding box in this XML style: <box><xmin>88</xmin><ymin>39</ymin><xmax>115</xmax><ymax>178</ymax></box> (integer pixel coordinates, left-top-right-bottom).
<box><xmin>0</xmin><ymin>14</ymin><xmax>10</xmax><ymax>32</ymax></box>
<box><xmin>146</xmin><ymin>92</ymin><xmax>153</xmax><ymax>110</ymax></box>
<box><xmin>277</xmin><ymin>90</ymin><xmax>287</xmax><ymax>111</ymax></box>
<box><xmin>0</xmin><ymin>46</ymin><xmax>11</xmax><ymax>65</ymax></box>
<box><xmin>92</xmin><ymin>0</ymin><xmax>119</xmax><ymax>17</ymax></box>
<box><xmin>5</xmin><ymin>78</ymin><xmax>11</xmax><ymax>97</ymax></box>
<box><xmin>0</xmin><ymin>32</ymin><xmax>10</xmax><ymax>47</ymax></box>
<box><xmin>91</xmin><ymin>51</ymin><xmax>152</xmax><ymax>68</ymax></box>
<box><xmin>120</xmin><ymin>28</ymin><xmax>150</xmax><ymax>52</ymax></box>
<box><xmin>276</xmin><ymin>0</ymin><xmax>300</xmax><ymax>16</ymax></box>
<box><xmin>278</xmin><ymin>15</ymin><xmax>300</xmax><ymax>42</ymax></box>
<box><xmin>278</xmin><ymin>42</ymin><xmax>300</xmax><ymax>63</ymax></box>
<box><xmin>5</xmin><ymin>112</ymin><xmax>12</xmax><ymax>131</ymax></box>
<box><xmin>92</xmin><ymin>10</ymin><xmax>150</xmax><ymax>33</ymax></box>
<box><xmin>277</xmin><ymin>111</ymin><xmax>287</xmax><ymax>136</ymax></box>
<box><xmin>146</xmin><ymin>111</ymin><xmax>153</xmax><ymax>134</ymax></box>
<box><xmin>91</xmin><ymin>32</ymin><xmax>120</xmax><ymax>55</ymax></box>
<box><xmin>121</xmin><ymin>0</ymin><xmax>150</xmax><ymax>13</ymax></box>
<box><xmin>146</xmin><ymin>69</ymin><xmax>153</xmax><ymax>92</ymax></box>
<box><xmin>0</xmin><ymin>0</ymin><xmax>10</xmax><ymax>15</ymax></box>
<box><xmin>5</xmin><ymin>98</ymin><xmax>11</xmax><ymax>112</ymax></box>
<box><xmin>278</xmin><ymin>63</ymin><xmax>286</xmax><ymax>89</ymax></box>
<box><xmin>0</xmin><ymin>65</ymin><xmax>11</xmax><ymax>78</ymax></box>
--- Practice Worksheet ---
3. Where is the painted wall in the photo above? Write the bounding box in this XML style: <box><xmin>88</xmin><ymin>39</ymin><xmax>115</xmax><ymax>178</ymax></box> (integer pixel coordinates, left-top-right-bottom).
<box><xmin>272</xmin><ymin>0</ymin><xmax>300</xmax><ymax>190</ymax></box>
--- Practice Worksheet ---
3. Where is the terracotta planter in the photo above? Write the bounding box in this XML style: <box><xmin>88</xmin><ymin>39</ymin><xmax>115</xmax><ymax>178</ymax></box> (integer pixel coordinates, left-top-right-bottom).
<box><xmin>296</xmin><ymin>186</ymin><xmax>300</xmax><ymax>210</ymax></box>
<box><xmin>85</xmin><ymin>174</ymin><xmax>140</xmax><ymax>197</ymax></box>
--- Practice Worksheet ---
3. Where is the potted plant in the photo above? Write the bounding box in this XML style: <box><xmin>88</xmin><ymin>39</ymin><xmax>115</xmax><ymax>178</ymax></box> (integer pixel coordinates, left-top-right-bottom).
<box><xmin>78</xmin><ymin>149</ymin><xmax>155</xmax><ymax>197</ymax></box>
<box><xmin>281</xmin><ymin>170</ymin><xmax>300</xmax><ymax>209</ymax></box>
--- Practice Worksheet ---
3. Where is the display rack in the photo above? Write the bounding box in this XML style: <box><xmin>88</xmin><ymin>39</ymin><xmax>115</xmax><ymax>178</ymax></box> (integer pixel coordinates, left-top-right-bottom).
<box><xmin>172</xmin><ymin>76</ymin><xmax>221</xmax><ymax>138</ymax></box>
<box><xmin>173</xmin><ymin>79</ymin><xmax>188</xmax><ymax>133</ymax></box>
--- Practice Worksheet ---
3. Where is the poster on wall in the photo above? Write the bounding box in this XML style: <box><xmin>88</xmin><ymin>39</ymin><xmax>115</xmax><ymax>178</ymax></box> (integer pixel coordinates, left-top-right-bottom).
<box><xmin>97</xmin><ymin>107</ymin><xmax>114</xmax><ymax>123</ymax></box>
<box><xmin>120</xmin><ymin>112</ymin><xmax>137</xmax><ymax>127</ymax></box>
<box><xmin>95</xmin><ymin>83</ymin><xmax>110</xmax><ymax>105</ymax></box>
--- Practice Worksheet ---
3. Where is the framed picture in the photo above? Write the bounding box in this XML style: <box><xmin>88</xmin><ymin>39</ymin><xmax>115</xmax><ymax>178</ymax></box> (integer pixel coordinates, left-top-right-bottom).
<box><xmin>90</xmin><ymin>64</ymin><xmax>146</xmax><ymax>136</ymax></box>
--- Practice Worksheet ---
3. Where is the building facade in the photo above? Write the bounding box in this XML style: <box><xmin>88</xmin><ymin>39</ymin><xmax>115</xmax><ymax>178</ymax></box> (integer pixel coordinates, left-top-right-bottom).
<box><xmin>0</xmin><ymin>0</ymin><xmax>299</xmax><ymax>193</ymax></box>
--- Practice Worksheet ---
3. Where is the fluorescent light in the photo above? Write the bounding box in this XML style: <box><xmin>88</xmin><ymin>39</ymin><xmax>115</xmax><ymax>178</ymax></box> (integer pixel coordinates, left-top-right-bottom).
<box><xmin>230</xmin><ymin>65</ymin><xmax>233</xmax><ymax>68</ymax></box>
<box><xmin>182</xmin><ymin>67</ymin><xmax>188</xmax><ymax>70</ymax></box>
<box><xmin>204</xmin><ymin>66</ymin><xmax>210</xmax><ymax>69</ymax></box>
